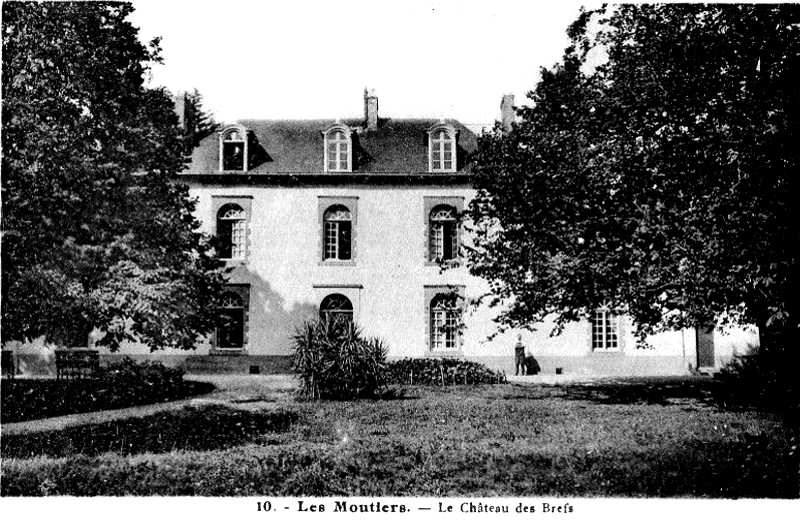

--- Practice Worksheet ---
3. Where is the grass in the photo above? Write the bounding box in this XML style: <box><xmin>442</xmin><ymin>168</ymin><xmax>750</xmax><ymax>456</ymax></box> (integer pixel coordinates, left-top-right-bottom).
<box><xmin>1</xmin><ymin>378</ymin><xmax>797</xmax><ymax>497</ymax></box>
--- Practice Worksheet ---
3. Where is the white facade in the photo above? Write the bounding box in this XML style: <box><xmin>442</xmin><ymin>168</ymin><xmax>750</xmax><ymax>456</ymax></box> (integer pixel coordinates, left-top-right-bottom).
<box><xmin>174</xmin><ymin>178</ymin><xmax>758</xmax><ymax>376</ymax></box>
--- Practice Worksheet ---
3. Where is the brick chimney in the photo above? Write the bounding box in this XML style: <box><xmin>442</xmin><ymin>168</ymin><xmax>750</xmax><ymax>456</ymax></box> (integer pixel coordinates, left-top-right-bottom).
<box><xmin>500</xmin><ymin>93</ymin><xmax>515</xmax><ymax>132</ymax></box>
<box><xmin>364</xmin><ymin>88</ymin><xmax>379</xmax><ymax>131</ymax></box>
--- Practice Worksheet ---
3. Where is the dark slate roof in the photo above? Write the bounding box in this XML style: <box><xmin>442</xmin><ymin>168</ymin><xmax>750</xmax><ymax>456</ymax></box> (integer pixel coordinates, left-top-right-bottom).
<box><xmin>184</xmin><ymin>118</ymin><xmax>478</xmax><ymax>175</ymax></box>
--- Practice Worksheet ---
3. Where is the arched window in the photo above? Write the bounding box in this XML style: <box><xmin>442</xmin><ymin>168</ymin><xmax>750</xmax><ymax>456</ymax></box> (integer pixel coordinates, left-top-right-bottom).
<box><xmin>320</xmin><ymin>293</ymin><xmax>353</xmax><ymax>326</ymax></box>
<box><xmin>429</xmin><ymin>205</ymin><xmax>458</xmax><ymax>261</ymax></box>
<box><xmin>217</xmin><ymin>204</ymin><xmax>246</xmax><ymax>260</ymax></box>
<box><xmin>217</xmin><ymin>291</ymin><xmax>245</xmax><ymax>349</ymax></box>
<box><xmin>323</xmin><ymin>205</ymin><xmax>352</xmax><ymax>260</ymax></box>
<box><xmin>429</xmin><ymin>128</ymin><xmax>455</xmax><ymax>172</ymax></box>
<box><xmin>221</xmin><ymin>128</ymin><xmax>247</xmax><ymax>171</ymax></box>
<box><xmin>592</xmin><ymin>303</ymin><xmax>620</xmax><ymax>351</ymax></box>
<box><xmin>430</xmin><ymin>294</ymin><xmax>459</xmax><ymax>351</ymax></box>
<box><xmin>325</xmin><ymin>129</ymin><xmax>351</xmax><ymax>172</ymax></box>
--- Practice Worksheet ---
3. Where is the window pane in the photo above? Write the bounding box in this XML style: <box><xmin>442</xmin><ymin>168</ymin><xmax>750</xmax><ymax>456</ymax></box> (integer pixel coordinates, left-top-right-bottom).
<box><xmin>217</xmin><ymin>309</ymin><xmax>244</xmax><ymax>348</ymax></box>
<box><xmin>217</xmin><ymin>220</ymin><xmax>233</xmax><ymax>259</ymax></box>
<box><xmin>445</xmin><ymin>310</ymin><xmax>456</xmax><ymax>348</ymax></box>
<box><xmin>230</xmin><ymin>220</ymin><xmax>243</xmax><ymax>258</ymax></box>
<box><xmin>324</xmin><ymin>221</ymin><xmax>337</xmax><ymax>259</ymax></box>
<box><xmin>430</xmin><ymin>222</ymin><xmax>443</xmax><ymax>260</ymax></box>
<box><xmin>444</xmin><ymin>221</ymin><xmax>456</xmax><ymax>260</ymax></box>
<box><xmin>223</xmin><ymin>143</ymin><xmax>244</xmax><ymax>171</ymax></box>
<box><xmin>431</xmin><ymin>311</ymin><xmax>443</xmax><ymax>349</ymax></box>
<box><xmin>592</xmin><ymin>309</ymin><xmax>619</xmax><ymax>350</ymax></box>
<box><xmin>338</xmin><ymin>221</ymin><xmax>351</xmax><ymax>260</ymax></box>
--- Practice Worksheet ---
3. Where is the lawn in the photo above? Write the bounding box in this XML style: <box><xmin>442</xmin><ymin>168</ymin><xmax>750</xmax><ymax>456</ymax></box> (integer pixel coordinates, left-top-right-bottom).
<box><xmin>1</xmin><ymin>378</ymin><xmax>797</xmax><ymax>497</ymax></box>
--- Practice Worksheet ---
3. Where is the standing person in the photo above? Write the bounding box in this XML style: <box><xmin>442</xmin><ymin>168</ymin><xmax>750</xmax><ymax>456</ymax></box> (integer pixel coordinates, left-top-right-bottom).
<box><xmin>514</xmin><ymin>333</ymin><xmax>526</xmax><ymax>375</ymax></box>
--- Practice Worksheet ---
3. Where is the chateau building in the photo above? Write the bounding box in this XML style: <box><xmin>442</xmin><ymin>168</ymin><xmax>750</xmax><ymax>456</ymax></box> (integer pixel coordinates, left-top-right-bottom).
<box><xmin>8</xmin><ymin>90</ymin><xmax>759</xmax><ymax>376</ymax></box>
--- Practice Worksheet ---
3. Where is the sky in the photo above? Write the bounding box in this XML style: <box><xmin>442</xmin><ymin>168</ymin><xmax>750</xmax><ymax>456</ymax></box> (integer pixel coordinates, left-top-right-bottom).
<box><xmin>129</xmin><ymin>0</ymin><xmax>602</xmax><ymax>130</ymax></box>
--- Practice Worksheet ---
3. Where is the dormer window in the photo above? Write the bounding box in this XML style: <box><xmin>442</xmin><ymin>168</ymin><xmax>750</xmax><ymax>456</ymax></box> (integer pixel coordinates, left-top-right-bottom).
<box><xmin>220</xmin><ymin>126</ymin><xmax>248</xmax><ymax>171</ymax></box>
<box><xmin>428</xmin><ymin>124</ymin><xmax>457</xmax><ymax>172</ymax></box>
<box><xmin>323</xmin><ymin>125</ymin><xmax>352</xmax><ymax>172</ymax></box>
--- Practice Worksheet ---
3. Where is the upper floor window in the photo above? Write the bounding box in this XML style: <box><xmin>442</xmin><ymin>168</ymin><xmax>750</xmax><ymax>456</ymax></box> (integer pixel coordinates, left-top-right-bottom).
<box><xmin>429</xmin><ymin>205</ymin><xmax>458</xmax><ymax>261</ymax></box>
<box><xmin>430</xmin><ymin>294</ymin><xmax>460</xmax><ymax>351</ymax></box>
<box><xmin>217</xmin><ymin>291</ymin><xmax>245</xmax><ymax>349</ymax></box>
<box><xmin>323</xmin><ymin>205</ymin><xmax>352</xmax><ymax>261</ymax></box>
<box><xmin>217</xmin><ymin>203</ymin><xmax>247</xmax><ymax>260</ymax></box>
<box><xmin>592</xmin><ymin>305</ymin><xmax>620</xmax><ymax>351</ymax></box>
<box><xmin>324</xmin><ymin>127</ymin><xmax>352</xmax><ymax>172</ymax></box>
<box><xmin>220</xmin><ymin>127</ymin><xmax>248</xmax><ymax>171</ymax></box>
<box><xmin>428</xmin><ymin>125</ymin><xmax>457</xmax><ymax>172</ymax></box>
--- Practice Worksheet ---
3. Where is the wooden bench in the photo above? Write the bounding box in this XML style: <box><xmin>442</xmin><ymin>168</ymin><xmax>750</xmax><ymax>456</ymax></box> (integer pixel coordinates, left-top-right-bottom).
<box><xmin>55</xmin><ymin>348</ymin><xmax>100</xmax><ymax>379</ymax></box>
<box><xmin>1</xmin><ymin>350</ymin><xmax>15</xmax><ymax>379</ymax></box>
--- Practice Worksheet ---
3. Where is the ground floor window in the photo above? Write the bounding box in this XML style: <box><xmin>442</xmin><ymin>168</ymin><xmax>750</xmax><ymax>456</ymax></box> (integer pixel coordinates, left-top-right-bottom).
<box><xmin>217</xmin><ymin>291</ymin><xmax>246</xmax><ymax>349</ymax></box>
<box><xmin>320</xmin><ymin>293</ymin><xmax>354</xmax><ymax>328</ymax></box>
<box><xmin>592</xmin><ymin>307</ymin><xmax>619</xmax><ymax>351</ymax></box>
<box><xmin>430</xmin><ymin>294</ymin><xmax>459</xmax><ymax>351</ymax></box>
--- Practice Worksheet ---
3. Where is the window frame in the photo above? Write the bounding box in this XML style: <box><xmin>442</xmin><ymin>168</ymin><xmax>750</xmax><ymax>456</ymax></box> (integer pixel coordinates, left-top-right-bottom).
<box><xmin>424</xmin><ymin>285</ymin><xmax>465</xmax><ymax>355</ymax></box>
<box><xmin>216</xmin><ymin>203</ymin><xmax>247</xmax><ymax>260</ymax></box>
<box><xmin>322</xmin><ymin>125</ymin><xmax>353</xmax><ymax>173</ymax></box>
<box><xmin>219</xmin><ymin>126</ymin><xmax>249</xmax><ymax>172</ymax></box>
<box><xmin>591</xmin><ymin>305</ymin><xmax>621</xmax><ymax>352</ymax></box>
<box><xmin>211</xmin><ymin>196</ymin><xmax>253</xmax><ymax>264</ymax></box>
<box><xmin>423</xmin><ymin>197</ymin><xmax>464</xmax><ymax>266</ymax></box>
<box><xmin>428</xmin><ymin>205</ymin><xmax>458</xmax><ymax>262</ymax></box>
<box><xmin>430</xmin><ymin>295</ymin><xmax>459</xmax><ymax>351</ymax></box>
<box><xmin>319</xmin><ymin>293</ymin><xmax>354</xmax><ymax>328</ymax></box>
<box><xmin>318</xmin><ymin>196</ymin><xmax>358</xmax><ymax>266</ymax></box>
<box><xmin>312</xmin><ymin>285</ymin><xmax>362</xmax><ymax>325</ymax></box>
<box><xmin>322</xmin><ymin>205</ymin><xmax>353</xmax><ymax>261</ymax></box>
<box><xmin>213</xmin><ymin>285</ymin><xmax>250</xmax><ymax>354</ymax></box>
<box><xmin>427</xmin><ymin>123</ymin><xmax>458</xmax><ymax>173</ymax></box>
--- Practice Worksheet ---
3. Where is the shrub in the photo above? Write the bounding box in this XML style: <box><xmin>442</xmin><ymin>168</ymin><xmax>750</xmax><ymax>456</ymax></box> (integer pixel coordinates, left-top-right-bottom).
<box><xmin>2</xmin><ymin>404</ymin><xmax>297</xmax><ymax>459</ymax></box>
<box><xmin>715</xmin><ymin>351</ymin><xmax>799</xmax><ymax>416</ymax></box>
<box><xmin>386</xmin><ymin>358</ymin><xmax>506</xmax><ymax>386</ymax></box>
<box><xmin>291</xmin><ymin>319</ymin><xmax>388</xmax><ymax>400</ymax></box>
<box><xmin>100</xmin><ymin>357</ymin><xmax>186</xmax><ymax>397</ymax></box>
<box><xmin>0</xmin><ymin>358</ymin><xmax>214</xmax><ymax>423</ymax></box>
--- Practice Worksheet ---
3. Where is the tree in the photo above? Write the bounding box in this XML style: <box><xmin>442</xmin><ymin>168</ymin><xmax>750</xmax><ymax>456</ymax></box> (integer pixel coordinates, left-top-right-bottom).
<box><xmin>1</xmin><ymin>2</ymin><xmax>226</xmax><ymax>350</ymax></box>
<box><xmin>181</xmin><ymin>88</ymin><xmax>218</xmax><ymax>154</ymax></box>
<box><xmin>467</xmin><ymin>4</ymin><xmax>799</xmax><ymax>353</ymax></box>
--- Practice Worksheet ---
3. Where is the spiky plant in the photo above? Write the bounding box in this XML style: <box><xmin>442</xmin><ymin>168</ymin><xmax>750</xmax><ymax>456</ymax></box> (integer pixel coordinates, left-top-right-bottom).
<box><xmin>291</xmin><ymin>318</ymin><xmax>388</xmax><ymax>400</ymax></box>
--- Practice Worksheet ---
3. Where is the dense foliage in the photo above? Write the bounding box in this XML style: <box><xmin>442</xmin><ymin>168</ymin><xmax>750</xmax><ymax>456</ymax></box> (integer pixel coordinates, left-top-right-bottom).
<box><xmin>0</xmin><ymin>357</ymin><xmax>214</xmax><ymax>423</ymax></box>
<box><xmin>716</xmin><ymin>353</ymin><xmax>799</xmax><ymax>419</ymax></box>
<box><xmin>292</xmin><ymin>319</ymin><xmax>389</xmax><ymax>400</ymax></box>
<box><xmin>1</xmin><ymin>2</ymin><xmax>226</xmax><ymax>350</ymax></box>
<box><xmin>468</xmin><ymin>5</ymin><xmax>798</xmax><ymax>352</ymax></box>
<box><xmin>386</xmin><ymin>358</ymin><xmax>506</xmax><ymax>386</ymax></box>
